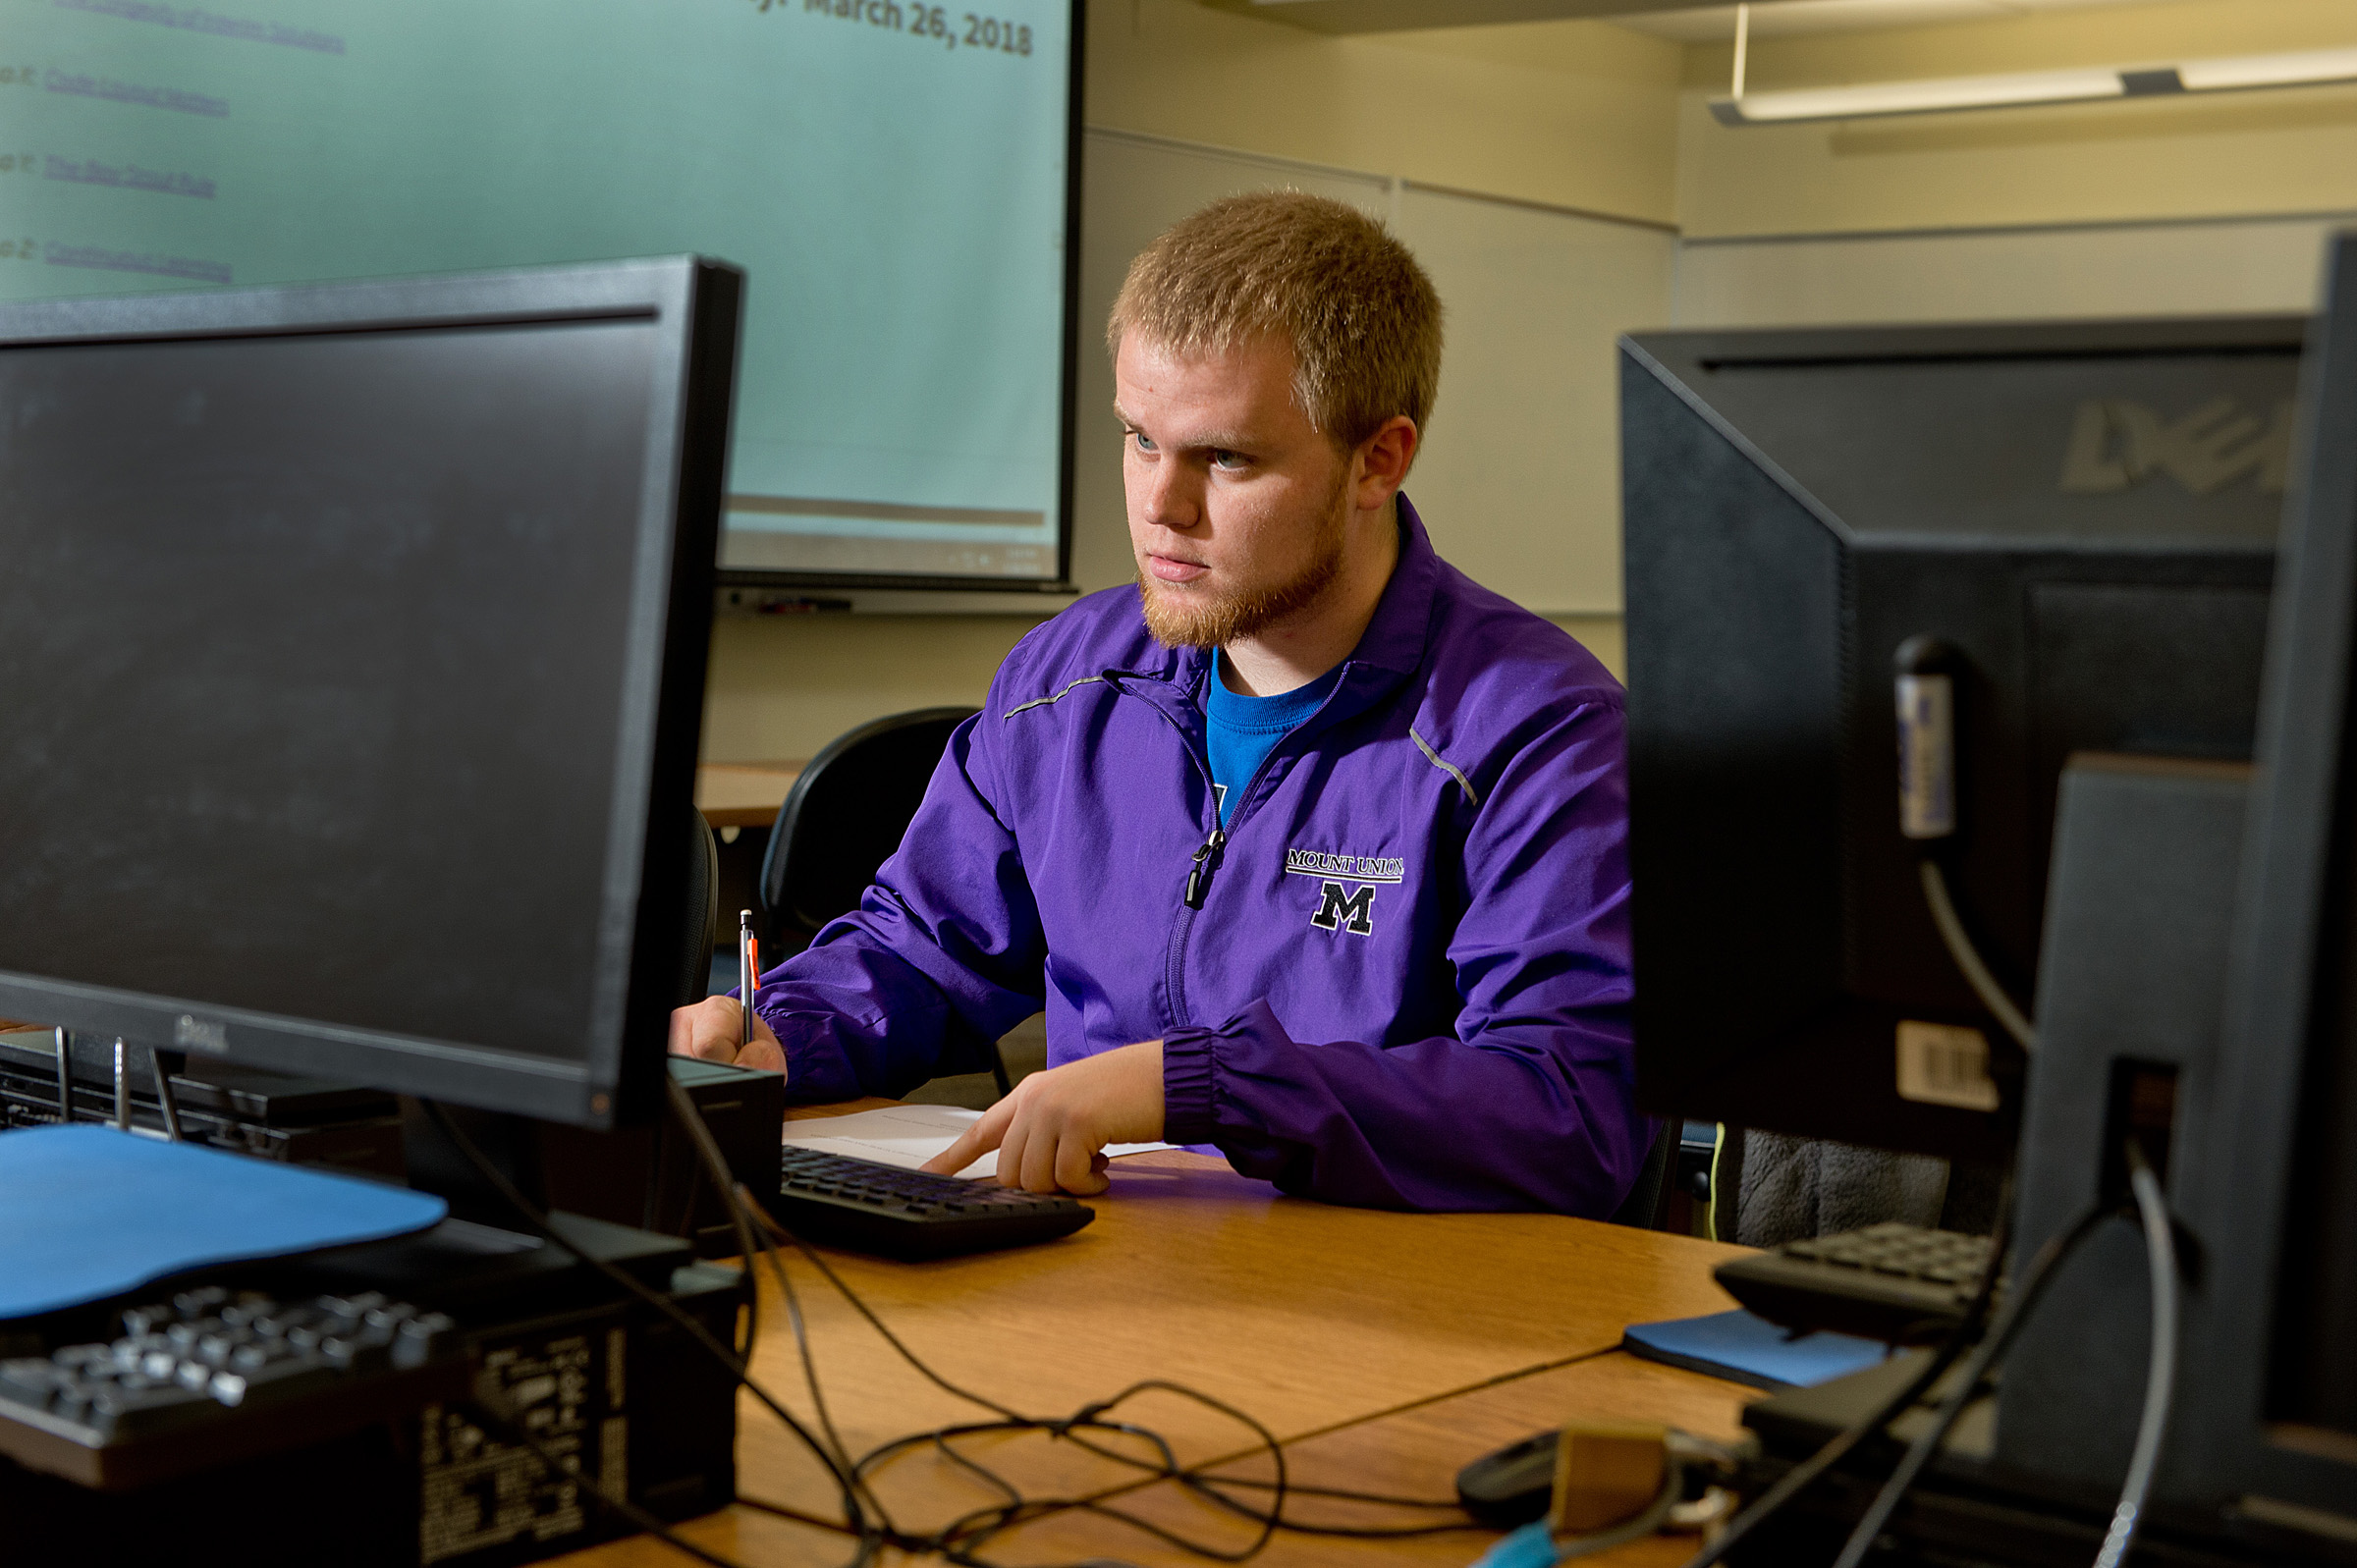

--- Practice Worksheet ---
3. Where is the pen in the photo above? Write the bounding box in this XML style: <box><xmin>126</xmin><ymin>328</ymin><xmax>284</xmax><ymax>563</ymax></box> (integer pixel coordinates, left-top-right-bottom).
<box><xmin>739</xmin><ymin>909</ymin><xmax>757</xmax><ymax>1051</ymax></box>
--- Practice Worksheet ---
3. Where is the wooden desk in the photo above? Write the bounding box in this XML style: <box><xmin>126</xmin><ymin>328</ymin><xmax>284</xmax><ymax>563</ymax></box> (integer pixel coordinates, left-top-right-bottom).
<box><xmin>696</xmin><ymin>762</ymin><xmax>806</xmax><ymax>832</ymax></box>
<box><xmin>558</xmin><ymin>1127</ymin><xmax>1758</xmax><ymax>1568</ymax></box>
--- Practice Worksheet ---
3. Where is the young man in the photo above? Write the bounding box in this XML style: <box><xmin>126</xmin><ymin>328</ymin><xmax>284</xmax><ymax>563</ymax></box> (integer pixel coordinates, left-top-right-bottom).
<box><xmin>673</xmin><ymin>191</ymin><xmax>1647</xmax><ymax>1216</ymax></box>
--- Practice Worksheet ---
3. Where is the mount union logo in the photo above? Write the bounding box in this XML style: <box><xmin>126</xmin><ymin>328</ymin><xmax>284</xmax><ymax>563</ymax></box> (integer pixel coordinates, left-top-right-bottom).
<box><xmin>1285</xmin><ymin>847</ymin><xmax>1403</xmax><ymax>937</ymax></box>
<box><xmin>1284</xmin><ymin>848</ymin><xmax>1404</xmax><ymax>884</ymax></box>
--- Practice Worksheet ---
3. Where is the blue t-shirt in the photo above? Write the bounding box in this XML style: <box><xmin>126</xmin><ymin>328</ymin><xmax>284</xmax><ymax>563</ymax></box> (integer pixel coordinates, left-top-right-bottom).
<box><xmin>1204</xmin><ymin>652</ymin><xmax>1340</xmax><ymax>825</ymax></box>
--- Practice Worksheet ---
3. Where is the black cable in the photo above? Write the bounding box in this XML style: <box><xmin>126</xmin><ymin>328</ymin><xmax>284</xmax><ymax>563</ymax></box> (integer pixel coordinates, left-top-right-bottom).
<box><xmin>662</xmin><ymin>1072</ymin><xmax>880</xmax><ymax>1536</ymax></box>
<box><xmin>667</xmin><ymin>1088</ymin><xmax>1493</xmax><ymax>1564</ymax></box>
<box><xmin>738</xmin><ymin>1188</ymin><xmax>1026</xmax><ymax>1422</ymax></box>
<box><xmin>1829</xmin><ymin>1198</ymin><xmax>2111</xmax><ymax>1568</ymax></box>
<box><xmin>2093</xmin><ymin>1140</ymin><xmax>2178</xmax><ymax>1568</ymax></box>
<box><xmin>734</xmin><ymin>1189</ymin><xmax>1322</xmax><ymax>1566</ymax></box>
<box><xmin>1178</xmin><ymin>1474</ymin><xmax>1463</xmax><ymax>1509</ymax></box>
<box><xmin>1920</xmin><ymin>860</ymin><xmax>2037</xmax><ymax>1052</ymax></box>
<box><xmin>714</xmin><ymin>1169</ymin><xmax>893</xmax><ymax>1541</ymax></box>
<box><xmin>417</xmin><ymin>1100</ymin><xmax>875</xmax><ymax>1554</ymax></box>
<box><xmin>663</xmin><ymin>1074</ymin><xmax>765</xmax><ymax>1343</ymax></box>
<box><xmin>1677</xmin><ymin>1183</ymin><xmax>2016</xmax><ymax>1568</ymax></box>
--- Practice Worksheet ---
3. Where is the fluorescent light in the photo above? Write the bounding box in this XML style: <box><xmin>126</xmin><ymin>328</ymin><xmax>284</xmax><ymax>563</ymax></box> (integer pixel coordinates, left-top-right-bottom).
<box><xmin>2177</xmin><ymin>46</ymin><xmax>2357</xmax><ymax>92</ymax></box>
<box><xmin>1711</xmin><ymin>44</ymin><xmax>2357</xmax><ymax>127</ymax></box>
<box><xmin>1713</xmin><ymin>65</ymin><xmax>2121</xmax><ymax>123</ymax></box>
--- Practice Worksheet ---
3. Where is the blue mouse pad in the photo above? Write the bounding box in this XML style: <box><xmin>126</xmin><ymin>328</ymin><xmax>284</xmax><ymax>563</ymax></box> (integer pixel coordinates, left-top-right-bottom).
<box><xmin>1622</xmin><ymin>1308</ymin><xmax>1893</xmax><ymax>1390</ymax></box>
<box><xmin>0</xmin><ymin>1124</ymin><xmax>448</xmax><ymax>1320</ymax></box>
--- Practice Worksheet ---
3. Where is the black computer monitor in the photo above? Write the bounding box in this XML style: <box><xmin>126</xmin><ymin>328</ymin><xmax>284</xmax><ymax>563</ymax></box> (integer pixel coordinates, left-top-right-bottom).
<box><xmin>1620</xmin><ymin>315</ymin><xmax>2300</xmax><ymax>1162</ymax></box>
<box><xmin>0</xmin><ymin>257</ymin><xmax>741</xmax><ymax>1130</ymax></box>
<box><xmin>2166</xmin><ymin>230</ymin><xmax>2357</xmax><ymax>1523</ymax></box>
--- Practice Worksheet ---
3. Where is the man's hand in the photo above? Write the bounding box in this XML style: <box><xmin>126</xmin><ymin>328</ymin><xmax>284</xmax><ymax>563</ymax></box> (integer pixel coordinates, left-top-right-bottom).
<box><xmin>922</xmin><ymin>1041</ymin><xmax>1165</xmax><ymax>1196</ymax></box>
<box><xmin>668</xmin><ymin>996</ymin><xmax>787</xmax><ymax>1076</ymax></box>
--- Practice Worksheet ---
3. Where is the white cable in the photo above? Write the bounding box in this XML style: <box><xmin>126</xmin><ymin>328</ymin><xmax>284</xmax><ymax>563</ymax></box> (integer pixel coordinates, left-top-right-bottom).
<box><xmin>2094</xmin><ymin>1145</ymin><xmax>2180</xmax><ymax>1568</ymax></box>
<box><xmin>1705</xmin><ymin>1122</ymin><xmax>1727</xmax><ymax>1243</ymax></box>
<box><xmin>1920</xmin><ymin>860</ymin><xmax>2038</xmax><ymax>1053</ymax></box>
<box><xmin>1731</xmin><ymin>4</ymin><xmax>1750</xmax><ymax>100</ymax></box>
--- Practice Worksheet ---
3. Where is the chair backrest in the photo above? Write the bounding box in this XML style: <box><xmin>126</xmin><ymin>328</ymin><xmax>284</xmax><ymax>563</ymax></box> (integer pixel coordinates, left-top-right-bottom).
<box><xmin>1608</xmin><ymin>1117</ymin><xmax>1677</xmax><ymax>1230</ymax></box>
<box><xmin>759</xmin><ymin>707</ymin><xmax>979</xmax><ymax>941</ymax></box>
<box><xmin>677</xmin><ymin>806</ymin><xmax>720</xmax><ymax>1007</ymax></box>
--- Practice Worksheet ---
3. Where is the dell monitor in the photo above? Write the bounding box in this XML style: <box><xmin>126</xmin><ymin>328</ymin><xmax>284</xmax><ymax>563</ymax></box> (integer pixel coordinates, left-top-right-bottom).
<box><xmin>2161</xmin><ymin>229</ymin><xmax>2357</xmax><ymax>1532</ymax></box>
<box><xmin>1621</xmin><ymin>314</ymin><xmax>2300</xmax><ymax>1163</ymax></box>
<box><xmin>0</xmin><ymin>256</ymin><xmax>741</xmax><ymax>1129</ymax></box>
<box><xmin>1726</xmin><ymin>238</ymin><xmax>2357</xmax><ymax>1568</ymax></box>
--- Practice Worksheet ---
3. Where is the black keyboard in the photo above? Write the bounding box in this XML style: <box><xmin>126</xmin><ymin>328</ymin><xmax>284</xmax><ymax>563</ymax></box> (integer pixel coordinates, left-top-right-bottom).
<box><xmin>773</xmin><ymin>1146</ymin><xmax>1094</xmax><ymax>1260</ymax></box>
<box><xmin>0</xmin><ymin>1285</ymin><xmax>468</xmax><ymax>1487</ymax></box>
<box><xmin>1714</xmin><ymin>1221</ymin><xmax>1997</xmax><ymax>1344</ymax></box>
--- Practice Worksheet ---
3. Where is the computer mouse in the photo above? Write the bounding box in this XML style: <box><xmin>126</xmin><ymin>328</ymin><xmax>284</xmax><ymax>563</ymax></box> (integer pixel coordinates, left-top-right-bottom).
<box><xmin>1455</xmin><ymin>1427</ymin><xmax>1558</xmax><ymax>1528</ymax></box>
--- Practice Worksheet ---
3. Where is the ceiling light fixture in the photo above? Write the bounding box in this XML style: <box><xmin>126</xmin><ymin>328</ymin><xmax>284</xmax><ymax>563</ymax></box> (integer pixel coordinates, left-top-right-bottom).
<box><xmin>1710</xmin><ymin>41</ymin><xmax>2357</xmax><ymax>127</ymax></box>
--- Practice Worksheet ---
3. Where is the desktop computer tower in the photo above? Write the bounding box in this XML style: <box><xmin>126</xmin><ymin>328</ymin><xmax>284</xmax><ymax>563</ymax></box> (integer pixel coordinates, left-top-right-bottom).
<box><xmin>0</xmin><ymin>1215</ymin><xmax>743</xmax><ymax>1568</ymax></box>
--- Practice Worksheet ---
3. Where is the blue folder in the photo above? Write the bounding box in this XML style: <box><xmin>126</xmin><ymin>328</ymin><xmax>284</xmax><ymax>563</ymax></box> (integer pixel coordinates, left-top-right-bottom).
<box><xmin>0</xmin><ymin>1124</ymin><xmax>448</xmax><ymax>1320</ymax></box>
<box><xmin>1621</xmin><ymin>1308</ymin><xmax>1894</xmax><ymax>1390</ymax></box>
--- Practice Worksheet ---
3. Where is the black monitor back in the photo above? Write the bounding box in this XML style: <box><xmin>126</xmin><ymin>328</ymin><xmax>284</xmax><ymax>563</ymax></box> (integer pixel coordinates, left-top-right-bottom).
<box><xmin>0</xmin><ymin>258</ymin><xmax>741</xmax><ymax>1129</ymax></box>
<box><xmin>2171</xmin><ymin>233</ymin><xmax>2357</xmax><ymax>1525</ymax></box>
<box><xmin>1622</xmin><ymin>315</ymin><xmax>2298</xmax><ymax>1160</ymax></box>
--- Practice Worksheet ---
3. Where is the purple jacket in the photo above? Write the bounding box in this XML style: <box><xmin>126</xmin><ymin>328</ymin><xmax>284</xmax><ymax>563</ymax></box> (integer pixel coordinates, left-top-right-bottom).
<box><xmin>747</xmin><ymin>498</ymin><xmax>1648</xmax><ymax>1216</ymax></box>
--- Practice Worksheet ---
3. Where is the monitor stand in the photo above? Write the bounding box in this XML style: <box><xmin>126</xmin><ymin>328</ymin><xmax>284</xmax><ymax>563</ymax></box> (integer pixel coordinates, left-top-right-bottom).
<box><xmin>1731</xmin><ymin>756</ymin><xmax>2350</xmax><ymax>1566</ymax></box>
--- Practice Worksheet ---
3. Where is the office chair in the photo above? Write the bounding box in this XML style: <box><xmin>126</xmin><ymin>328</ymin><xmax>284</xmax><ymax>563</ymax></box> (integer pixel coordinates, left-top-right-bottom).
<box><xmin>678</xmin><ymin>806</ymin><xmax>721</xmax><ymax>1008</ymax></box>
<box><xmin>1608</xmin><ymin>1118</ymin><xmax>1676</xmax><ymax>1230</ymax></box>
<box><xmin>758</xmin><ymin>707</ymin><xmax>1010</xmax><ymax>1096</ymax></box>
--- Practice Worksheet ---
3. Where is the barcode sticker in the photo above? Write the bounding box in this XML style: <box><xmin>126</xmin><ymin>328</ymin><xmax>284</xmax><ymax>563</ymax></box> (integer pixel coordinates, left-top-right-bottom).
<box><xmin>1895</xmin><ymin>1020</ymin><xmax>2000</xmax><ymax>1111</ymax></box>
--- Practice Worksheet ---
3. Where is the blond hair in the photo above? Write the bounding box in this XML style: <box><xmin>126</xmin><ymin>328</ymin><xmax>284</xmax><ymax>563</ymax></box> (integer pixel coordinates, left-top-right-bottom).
<box><xmin>1109</xmin><ymin>190</ymin><xmax>1443</xmax><ymax>452</ymax></box>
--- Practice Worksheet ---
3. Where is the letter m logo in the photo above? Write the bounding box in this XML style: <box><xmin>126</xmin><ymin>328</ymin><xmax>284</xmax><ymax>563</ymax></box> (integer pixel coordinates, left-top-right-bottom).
<box><xmin>1310</xmin><ymin>881</ymin><xmax>1375</xmax><ymax>936</ymax></box>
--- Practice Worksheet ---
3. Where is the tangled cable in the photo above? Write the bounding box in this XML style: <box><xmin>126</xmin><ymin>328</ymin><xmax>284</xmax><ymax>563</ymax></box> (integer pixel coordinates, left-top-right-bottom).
<box><xmin>424</xmin><ymin>1084</ymin><xmax>1485</xmax><ymax>1568</ymax></box>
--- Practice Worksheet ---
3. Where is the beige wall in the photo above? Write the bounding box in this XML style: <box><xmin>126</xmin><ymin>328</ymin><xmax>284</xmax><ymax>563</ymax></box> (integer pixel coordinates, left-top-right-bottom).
<box><xmin>1087</xmin><ymin>0</ymin><xmax>1681</xmax><ymax>224</ymax></box>
<box><xmin>701</xmin><ymin>615</ymin><xmax>1041</xmax><ymax>764</ymax></box>
<box><xmin>698</xmin><ymin>0</ymin><xmax>1678</xmax><ymax>764</ymax></box>
<box><xmin>702</xmin><ymin>0</ymin><xmax>2357</xmax><ymax>765</ymax></box>
<box><xmin>1675</xmin><ymin>0</ymin><xmax>2357</xmax><ymax>240</ymax></box>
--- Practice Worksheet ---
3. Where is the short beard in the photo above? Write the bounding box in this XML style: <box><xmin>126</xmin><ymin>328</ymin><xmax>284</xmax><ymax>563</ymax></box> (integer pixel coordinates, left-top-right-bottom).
<box><xmin>1135</xmin><ymin>470</ymin><xmax>1350</xmax><ymax>650</ymax></box>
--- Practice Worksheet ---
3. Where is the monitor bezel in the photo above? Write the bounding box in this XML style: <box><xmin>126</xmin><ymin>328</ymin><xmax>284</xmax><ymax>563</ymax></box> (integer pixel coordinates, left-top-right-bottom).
<box><xmin>0</xmin><ymin>255</ymin><xmax>740</xmax><ymax>1130</ymax></box>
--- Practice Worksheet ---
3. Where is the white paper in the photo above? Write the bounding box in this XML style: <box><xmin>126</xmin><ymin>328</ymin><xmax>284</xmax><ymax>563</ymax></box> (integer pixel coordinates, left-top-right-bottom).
<box><xmin>781</xmin><ymin>1103</ymin><xmax>1177</xmax><ymax>1180</ymax></box>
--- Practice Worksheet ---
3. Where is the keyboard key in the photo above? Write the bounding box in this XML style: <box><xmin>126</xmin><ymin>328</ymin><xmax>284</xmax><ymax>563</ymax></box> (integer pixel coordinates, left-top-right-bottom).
<box><xmin>93</xmin><ymin>1376</ymin><xmax>215</xmax><ymax>1436</ymax></box>
<box><xmin>0</xmin><ymin>1358</ymin><xmax>66</xmax><ymax>1408</ymax></box>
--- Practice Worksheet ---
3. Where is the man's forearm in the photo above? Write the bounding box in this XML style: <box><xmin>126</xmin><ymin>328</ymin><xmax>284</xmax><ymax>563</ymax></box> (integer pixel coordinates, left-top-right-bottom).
<box><xmin>1162</xmin><ymin>997</ymin><xmax>1648</xmax><ymax>1216</ymax></box>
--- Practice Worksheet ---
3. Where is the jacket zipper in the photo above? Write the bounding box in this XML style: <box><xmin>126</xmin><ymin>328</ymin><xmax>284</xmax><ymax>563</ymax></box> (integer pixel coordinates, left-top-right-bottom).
<box><xmin>1124</xmin><ymin>662</ymin><xmax>1352</xmax><ymax>1029</ymax></box>
<box><xmin>1182</xmin><ymin>827</ymin><xmax>1226</xmax><ymax>909</ymax></box>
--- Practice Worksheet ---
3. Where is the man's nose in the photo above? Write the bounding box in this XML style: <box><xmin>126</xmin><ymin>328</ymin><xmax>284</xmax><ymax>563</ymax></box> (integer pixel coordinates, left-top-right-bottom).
<box><xmin>1133</xmin><ymin>453</ymin><xmax>1203</xmax><ymax>531</ymax></box>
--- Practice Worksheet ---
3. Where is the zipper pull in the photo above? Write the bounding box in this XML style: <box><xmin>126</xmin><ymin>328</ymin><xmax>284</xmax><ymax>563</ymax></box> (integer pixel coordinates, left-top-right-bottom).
<box><xmin>1182</xmin><ymin>827</ymin><xmax>1226</xmax><ymax>909</ymax></box>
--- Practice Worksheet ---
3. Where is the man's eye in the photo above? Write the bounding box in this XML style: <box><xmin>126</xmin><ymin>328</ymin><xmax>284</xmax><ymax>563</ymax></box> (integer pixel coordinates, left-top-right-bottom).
<box><xmin>1129</xmin><ymin>430</ymin><xmax>1157</xmax><ymax>455</ymax></box>
<box><xmin>1211</xmin><ymin>450</ymin><xmax>1248</xmax><ymax>470</ymax></box>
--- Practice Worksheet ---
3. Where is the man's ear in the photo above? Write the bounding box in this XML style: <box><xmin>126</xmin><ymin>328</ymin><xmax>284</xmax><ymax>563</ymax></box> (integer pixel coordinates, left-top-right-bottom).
<box><xmin>1352</xmin><ymin>415</ymin><xmax>1420</xmax><ymax>511</ymax></box>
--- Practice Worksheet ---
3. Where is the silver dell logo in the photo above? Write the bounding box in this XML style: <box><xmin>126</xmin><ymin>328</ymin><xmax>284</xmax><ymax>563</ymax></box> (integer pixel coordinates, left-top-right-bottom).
<box><xmin>2060</xmin><ymin>397</ymin><xmax>2293</xmax><ymax>497</ymax></box>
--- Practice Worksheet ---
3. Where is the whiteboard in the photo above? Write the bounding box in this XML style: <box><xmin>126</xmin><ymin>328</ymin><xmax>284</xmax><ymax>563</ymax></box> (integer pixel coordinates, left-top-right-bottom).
<box><xmin>1673</xmin><ymin>212</ymin><xmax>2352</xmax><ymax>329</ymax></box>
<box><xmin>1073</xmin><ymin>130</ymin><xmax>1673</xmax><ymax>615</ymax></box>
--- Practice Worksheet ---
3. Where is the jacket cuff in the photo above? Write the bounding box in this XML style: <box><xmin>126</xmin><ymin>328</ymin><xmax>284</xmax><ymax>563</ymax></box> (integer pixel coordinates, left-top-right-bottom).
<box><xmin>1161</xmin><ymin>1027</ymin><xmax>1220</xmax><ymax>1143</ymax></box>
<box><xmin>1162</xmin><ymin>997</ymin><xmax>1291</xmax><ymax>1143</ymax></box>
